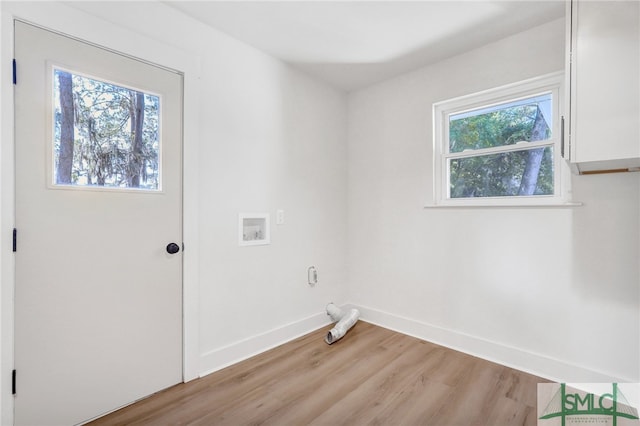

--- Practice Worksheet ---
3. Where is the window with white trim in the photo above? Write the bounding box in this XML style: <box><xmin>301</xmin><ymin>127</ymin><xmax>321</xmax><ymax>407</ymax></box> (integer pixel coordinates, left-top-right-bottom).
<box><xmin>432</xmin><ymin>73</ymin><xmax>567</xmax><ymax>206</ymax></box>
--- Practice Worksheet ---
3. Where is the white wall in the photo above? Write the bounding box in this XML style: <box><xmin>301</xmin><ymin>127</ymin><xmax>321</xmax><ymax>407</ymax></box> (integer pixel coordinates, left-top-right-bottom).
<box><xmin>195</xmin><ymin>27</ymin><xmax>349</xmax><ymax>371</ymax></box>
<box><xmin>347</xmin><ymin>18</ymin><xmax>639</xmax><ymax>383</ymax></box>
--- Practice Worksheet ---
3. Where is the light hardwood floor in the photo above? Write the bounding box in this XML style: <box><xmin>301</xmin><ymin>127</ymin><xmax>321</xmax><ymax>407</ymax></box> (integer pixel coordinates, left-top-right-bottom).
<box><xmin>89</xmin><ymin>322</ymin><xmax>549</xmax><ymax>425</ymax></box>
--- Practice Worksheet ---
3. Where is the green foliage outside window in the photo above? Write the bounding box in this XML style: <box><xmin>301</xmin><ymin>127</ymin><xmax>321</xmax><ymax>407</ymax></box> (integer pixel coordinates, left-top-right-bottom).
<box><xmin>53</xmin><ymin>69</ymin><xmax>160</xmax><ymax>189</ymax></box>
<box><xmin>448</xmin><ymin>100</ymin><xmax>554</xmax><ymax>198</ymax></box>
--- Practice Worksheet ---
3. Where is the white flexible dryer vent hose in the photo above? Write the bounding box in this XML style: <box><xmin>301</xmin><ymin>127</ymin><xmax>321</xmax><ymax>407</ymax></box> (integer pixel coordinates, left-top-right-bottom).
<box><xmin>326</xmin><ymin>302</ymin><xmax>344</xmax><ymax>323</ymax></box>
<box><xmin>325</xmin><ymin>303</ymin><xmax>360</xmax><ymax>345</ymax></box>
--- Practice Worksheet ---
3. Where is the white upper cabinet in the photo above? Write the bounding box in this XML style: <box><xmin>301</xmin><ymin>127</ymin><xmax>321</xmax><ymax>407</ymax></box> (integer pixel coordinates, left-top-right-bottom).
<box><xmin>565</xmin><ymin>0</ymin><xmax>640</xmax><ymax>174</ymax></box>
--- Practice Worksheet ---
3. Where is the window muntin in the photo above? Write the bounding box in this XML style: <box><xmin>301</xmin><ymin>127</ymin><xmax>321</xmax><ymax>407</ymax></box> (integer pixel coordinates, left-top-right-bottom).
<box><xmin>433</xmin><ymin>73</ymin><xmax>564</xmax><ymax>206</ymax></box>
<box><xmin>52</xmin><ymin>67</ymin><xmax>161</xmax><ymax>190</ymax></box>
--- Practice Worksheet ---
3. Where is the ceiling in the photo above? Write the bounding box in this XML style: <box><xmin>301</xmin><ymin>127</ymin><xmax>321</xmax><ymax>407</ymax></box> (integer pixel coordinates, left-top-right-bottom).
<box><xmin>165</xmin><ymin>1</ymin><xmax>565</xmax><ymax>91</ymax></box>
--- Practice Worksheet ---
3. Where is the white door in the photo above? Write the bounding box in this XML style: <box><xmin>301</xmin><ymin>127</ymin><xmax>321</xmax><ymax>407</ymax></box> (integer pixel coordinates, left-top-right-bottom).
<box><xmin>14</xmin><ymin>21</ymin><xmax>183</xmax><ymax>425</ymax></box>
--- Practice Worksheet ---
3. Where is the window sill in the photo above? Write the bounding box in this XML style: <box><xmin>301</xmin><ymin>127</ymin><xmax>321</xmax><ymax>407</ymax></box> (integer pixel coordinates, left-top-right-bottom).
<box><xmin>424</xmin><ymin>200</ymin><xmax>583</xmax><ymax>209</ymax></box>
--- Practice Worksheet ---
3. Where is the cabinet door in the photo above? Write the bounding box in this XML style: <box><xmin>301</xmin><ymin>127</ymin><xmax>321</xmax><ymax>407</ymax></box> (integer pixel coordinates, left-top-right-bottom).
<box><xmin>569</xmin><ymin>0</ymin><xmax>639</xmax><ymax>172</ymax></box>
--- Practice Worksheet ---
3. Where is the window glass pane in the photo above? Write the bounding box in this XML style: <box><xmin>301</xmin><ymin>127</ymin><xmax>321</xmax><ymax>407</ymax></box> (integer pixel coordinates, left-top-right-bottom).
<box><xmin>449</xmin><ymin>147</ymin><xmax>554</xmax><ymax>198</ymax></box>
<box><xmin>449</xmin><ymin>93</ymin><xmax>552</xmax><ymax>153</ymax></box>
<box><xmin>53</xmin><ymin>68</ymin><xmax>160</xmax><ymax>190</ymax></box>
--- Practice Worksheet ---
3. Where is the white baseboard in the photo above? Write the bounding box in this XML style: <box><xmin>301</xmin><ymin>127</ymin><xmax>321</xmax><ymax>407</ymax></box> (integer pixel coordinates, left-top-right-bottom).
<box><xmin>199</xmin><ymin>312</ymin><xmax>332</xmax><ymax>377</ymax></box>
<box><xmin>198</xmin><ymin>303</ymin><xmax>632</xmax><ymax>383</ymax></box>
<box><xmin>352</xmin><ymin>303</ymin><xmax>632</xmax><ymax>384</ymax></box>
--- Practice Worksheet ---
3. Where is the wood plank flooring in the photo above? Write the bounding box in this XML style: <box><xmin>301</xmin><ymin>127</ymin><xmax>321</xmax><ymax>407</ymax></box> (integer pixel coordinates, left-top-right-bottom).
<box><xmin>88</xmin><ymin>322</ymin><xmax>549</xmax><ymax>426</ymax></box>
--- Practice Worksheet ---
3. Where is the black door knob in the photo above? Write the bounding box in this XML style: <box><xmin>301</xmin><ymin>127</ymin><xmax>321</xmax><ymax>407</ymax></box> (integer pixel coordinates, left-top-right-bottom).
<box><xmin>166</xmin><ymin>243</ymin><xmax>180</xmax><ymax>254</ymax></box>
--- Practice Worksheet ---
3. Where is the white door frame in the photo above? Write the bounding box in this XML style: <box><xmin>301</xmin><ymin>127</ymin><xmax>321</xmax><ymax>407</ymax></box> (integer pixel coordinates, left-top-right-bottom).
<box><xmin>0</xmin><ymin>3</ymin><xmax>201</xmax><ymax>424</ymax></box>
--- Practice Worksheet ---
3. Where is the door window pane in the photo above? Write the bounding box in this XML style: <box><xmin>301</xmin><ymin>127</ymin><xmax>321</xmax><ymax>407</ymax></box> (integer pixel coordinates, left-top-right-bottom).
<box><xmin>53</xmin><ymin>68</ymin><xmax>160</xmax><ymax>190</ymax></box>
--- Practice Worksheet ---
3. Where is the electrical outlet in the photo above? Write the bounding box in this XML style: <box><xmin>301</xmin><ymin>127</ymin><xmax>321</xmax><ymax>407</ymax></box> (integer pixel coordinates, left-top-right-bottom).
<box><xmin>276</xmin><ymin>209</ymin><xmax>285</xmax><ymax>225</ymax></box>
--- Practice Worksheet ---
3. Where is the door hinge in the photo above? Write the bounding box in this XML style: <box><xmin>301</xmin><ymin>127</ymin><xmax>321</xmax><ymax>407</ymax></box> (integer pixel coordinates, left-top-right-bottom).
<box><xmin>12</xmin><ymin>228</ymin><xmax>17</xmax><ymax>252</ymax></box>
<box><xmin>12</xmin><ymin>369</ymin><xmax>16</xmax><ymax>395</ymax></box>
<box><xmin>12</xmin><ymin>59</ymin><xmax>16</xmax><ymax>85</ymax></box>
